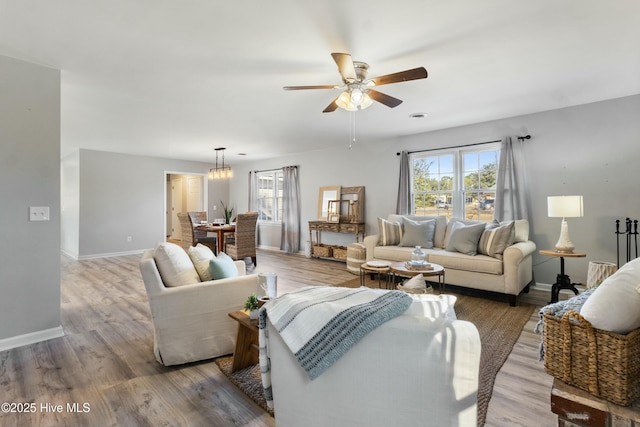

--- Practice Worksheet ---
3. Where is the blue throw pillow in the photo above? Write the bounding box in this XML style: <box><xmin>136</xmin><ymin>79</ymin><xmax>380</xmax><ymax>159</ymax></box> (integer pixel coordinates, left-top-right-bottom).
<box><xmin>209</xmin><ymin>252</ymin><xmax>239</xmax><ymax>279</ymax></box>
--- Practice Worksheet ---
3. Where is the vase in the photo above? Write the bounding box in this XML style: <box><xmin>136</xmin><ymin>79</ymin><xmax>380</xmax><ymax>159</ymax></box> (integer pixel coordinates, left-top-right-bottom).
<box><xmin>411</xmin><ymin>246</ymin><xmax>426</xmax><ymax>265</ymax></box>
<box><xmin>249</xmin><ymin>309</ymin><xmax>259</xmax><ymax>320</ymax></box>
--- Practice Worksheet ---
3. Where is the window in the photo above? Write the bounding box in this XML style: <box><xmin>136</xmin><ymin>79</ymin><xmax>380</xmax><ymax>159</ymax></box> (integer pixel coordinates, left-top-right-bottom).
<box><xmin>410</xmin><ymin>143</ymin><xmax>500</xmax><ymax>221</ymax></box>
<box><xmin>256</xmin><ymin>170</ymin><xmax>283</xmax><ymax>222</ymax></box>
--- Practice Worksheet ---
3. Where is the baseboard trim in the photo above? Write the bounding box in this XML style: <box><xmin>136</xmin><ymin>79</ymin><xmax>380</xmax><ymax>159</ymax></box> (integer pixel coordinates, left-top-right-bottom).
<box><xmin>78</xmin><ymin>249</ymin><xmax>145</xmax><ymax>260</ymax></box>
<box><xmin>0</xmin><ymin>326</ymin><xmax>65</xmax><ymax>352</ymax></box>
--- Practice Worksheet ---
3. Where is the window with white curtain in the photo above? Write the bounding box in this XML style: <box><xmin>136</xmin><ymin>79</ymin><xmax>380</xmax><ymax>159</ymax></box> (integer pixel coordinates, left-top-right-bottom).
<box><xmin>256</xmin><ymin>170</ymin><xmax>284</xmax><ymax>222</ymax></box>
<box><xmin>410</xmin><ymin>143</ymin><xmax>500</xmax><ymax>221</ymax></box>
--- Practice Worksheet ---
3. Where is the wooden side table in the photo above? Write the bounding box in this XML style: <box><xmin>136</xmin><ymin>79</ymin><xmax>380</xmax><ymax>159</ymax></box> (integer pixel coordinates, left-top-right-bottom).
<box><xmin>389</xmin><ymin>262</ymin><xmax>445</xmax><ymax>292</ymax></box>
<box><xmin>228</xmin><ymin>310</ymin><xmax>259</xmax><ymax>373</ymax></box>
<box><xmin>539</xmin><ymin>249</ymin><xmax>586</xmax><ymax>303</ymax></box>
<box><xmin>360</xmin><ymin>262</ymin><xmax>391</xmax><ymax>289</ymax></box>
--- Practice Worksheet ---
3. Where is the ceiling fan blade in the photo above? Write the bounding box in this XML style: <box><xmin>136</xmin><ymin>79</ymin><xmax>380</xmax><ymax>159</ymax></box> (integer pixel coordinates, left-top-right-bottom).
<box><xmin>331</xmin><ymin>53</ymin><xmax>357</xmax><ymax>82</ymax></box>
<box><xmin>322</xmin><ymin>96</ymin><xmax>340</xmax><ymax>113</ymax></box>
<box><xmin>283</xmin><ymin>85</ymin><xmax>337</xmax><ymax>90</ymax></box>
<box><xmin>370</xmin><ymin>67</ymin><xmax>428</xmax><ymax>86</ymax></box>
<box><xmin>368</xmin><ymin>89</ymin><xmax>403</xmax><ymax>108</ymax></box>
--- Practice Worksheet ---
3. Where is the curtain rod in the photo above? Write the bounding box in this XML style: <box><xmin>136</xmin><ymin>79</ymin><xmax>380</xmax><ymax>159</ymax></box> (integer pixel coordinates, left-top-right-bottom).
<box><xmin>251</xmin><ymin>165</ymin><xmax>298</xmax><ymax>173</ymax></box>
<box><xmin>396</xmin><ymin>135</ymin><xmax>532</xmax><ymax>156</ymax></box>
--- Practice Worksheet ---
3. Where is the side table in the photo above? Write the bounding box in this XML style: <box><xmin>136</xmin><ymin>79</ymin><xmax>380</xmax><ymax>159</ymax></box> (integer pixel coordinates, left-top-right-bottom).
<box><xmin>228</xmin><ymin>310</ymin><xmax>259</xmax><ymax>373</ymax></box>
<box><xmin>539</xmin><ymin>249</ymin><xmax>586</xmax><ymax>303</ymax></box>
<box><xmin>389</xmin><ymin>262</ymin><xmax>445</xmax><ymax>292</ymax></box>
<box><xmin>360</xmin><ymin>262</ymin><xmax>391</xmax><ymax>289</ymax></box>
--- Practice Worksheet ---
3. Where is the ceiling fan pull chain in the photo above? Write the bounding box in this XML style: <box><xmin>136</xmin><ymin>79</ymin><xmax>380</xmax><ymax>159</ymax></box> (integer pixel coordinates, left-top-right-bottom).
<box><xmin>349</xmin><ymin>111</ymin><xmax>356</xmax><ymax>150</ymax></box>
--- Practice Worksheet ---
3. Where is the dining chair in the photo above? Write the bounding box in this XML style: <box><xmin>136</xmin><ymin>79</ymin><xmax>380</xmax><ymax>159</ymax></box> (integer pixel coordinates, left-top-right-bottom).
<box><xmin>225</xmin><ymin>212</ymin><xmax>258</xmax><ymax>266</ymax></box>
<box><xmin>177</xmin><ymin>212</ymin><xmax>217</xmax><ymax>253</ymax></box>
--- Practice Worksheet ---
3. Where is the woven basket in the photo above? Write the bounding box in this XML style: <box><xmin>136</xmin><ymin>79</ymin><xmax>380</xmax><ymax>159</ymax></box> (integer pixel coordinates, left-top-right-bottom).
<box><xmin>312</xmin><ymin>244</ymin><xmax>333</xmax><ymax>258</ymax></box>
<box><xmin>543</xmin><ymin>310</ymin><xmax>640</xmax><ymax>406</ymax></box>
<box><xmin>332</xmin><ymin>246</ymin><xmax>348</xmax><ymax>261</ymax></box>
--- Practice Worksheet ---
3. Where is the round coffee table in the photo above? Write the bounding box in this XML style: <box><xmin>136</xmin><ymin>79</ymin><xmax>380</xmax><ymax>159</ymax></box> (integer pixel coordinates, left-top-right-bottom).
<box><xmin>390</xmin><ymin>262</ymin><xmax>445</xmax><ymax>292</ymax></box>
<box><xmin>360</xmin><ymin>261</ymin><xmax>391</xmax><ymax>289</ymax></box>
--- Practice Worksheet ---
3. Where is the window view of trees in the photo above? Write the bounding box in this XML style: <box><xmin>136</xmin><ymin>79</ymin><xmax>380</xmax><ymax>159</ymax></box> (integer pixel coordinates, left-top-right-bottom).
<box><xmin>256</xmin><ymin>170</ymin><xmax>283</xmax><ymax>222</ymax></box>
<box><xmin>411</xmin><ymin>146</ymin><xmax>500</xmax><ymax>221</ymax></box>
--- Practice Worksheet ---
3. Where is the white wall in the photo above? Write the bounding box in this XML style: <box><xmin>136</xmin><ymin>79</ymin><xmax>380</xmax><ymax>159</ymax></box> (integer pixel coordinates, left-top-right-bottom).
<box><xmin>0</xmin><ymin>55</ymin><xmax>61</xmax><ymax>343</ymax></box>
<box><xmin>230</xmin><ymin>95</ymin><xmax>640</xmax><ymax>286</ymax></box>
<box><xmin>61</xmin><ymin>149</ymin><xmax>227</xmax><ymax>259</ymax></box>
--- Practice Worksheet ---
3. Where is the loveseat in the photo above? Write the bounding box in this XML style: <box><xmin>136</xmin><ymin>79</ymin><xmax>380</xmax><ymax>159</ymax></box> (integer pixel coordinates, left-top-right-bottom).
<box><xmin>364</xmin><ymin>214</ymin><xmax>537</xmax><ymax>305</ymax></box>
<box><xmin>264</xmin><ymin>288</ymin><xmax>481</xmax><ymax>427</ymax></box>
<box><xmin>139</xmin><ymin>242</ymin><xmax>259</xmax><ymax>365</ymax></box>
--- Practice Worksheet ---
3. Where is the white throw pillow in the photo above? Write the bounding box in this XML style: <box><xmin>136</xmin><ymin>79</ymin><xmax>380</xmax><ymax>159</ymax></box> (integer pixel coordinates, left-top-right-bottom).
<box><xmin>580</xmin><ymin>257</ymin><xmax>640</xmax><ymax>334</ymax></box>
<box><xmin>188</xmin><ymin>243</ymin><xmax>216</xmax><ymax>281</ymax></box>
<box><xmin>153</xmin><ymin>242</ymin><xmax>200</xmax><ymax>287</ymax></box>
<box><xmin>405</xmin><ymin>294</ymin><xmax>457</xmax><ymax>321</ymax></box>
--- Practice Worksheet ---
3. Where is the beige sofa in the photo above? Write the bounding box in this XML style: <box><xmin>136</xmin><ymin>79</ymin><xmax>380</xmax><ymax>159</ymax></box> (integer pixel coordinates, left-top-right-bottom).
<box><xmin>364</xmin><ymin>214</ymin><xmax>536</xmax><ymax>305</ymax></box>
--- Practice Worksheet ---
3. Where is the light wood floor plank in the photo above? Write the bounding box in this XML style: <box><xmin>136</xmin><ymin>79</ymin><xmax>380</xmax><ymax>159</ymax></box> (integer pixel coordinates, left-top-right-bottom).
<box><xmin>0</xmin><ymin>249</ymin><xmax>558</xmax><ymax>427</ymax></box>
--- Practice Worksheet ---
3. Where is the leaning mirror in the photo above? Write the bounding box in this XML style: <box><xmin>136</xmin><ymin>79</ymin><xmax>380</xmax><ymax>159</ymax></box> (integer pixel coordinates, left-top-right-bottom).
<box><xmin>318</xmin><ymin>186</ymin><xmax>341</xmax><ymax>221</ymax></box>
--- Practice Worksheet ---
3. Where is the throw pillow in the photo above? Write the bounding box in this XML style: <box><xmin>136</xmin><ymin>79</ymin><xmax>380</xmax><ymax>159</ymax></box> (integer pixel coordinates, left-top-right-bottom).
<box><xmin>398</xmin><ymin>218</ymin><xmax>436</xmax><ymax>248</ymax></box>
<box><xmin>580</xmin><ymin>257</ymin><xmax>640</xmax><ymax>334</ymax></box>
<box><xmin>378</xmin><ymin>217</ymin><xmax>403</xmax><ymax>246</ymax></box>
<box><xmin>478</xmin><ymin>221</ymin><xmax>515</xmax><ymax>259</ymax></box>
<box><xmin>443</xmin><ymin>218</ymin><xmax>478</xmax><ymax>248</ymax></box>
<box><xmin>405</xmin><ymin>294</ymin><xmax>457</xmax><ymax>320</ymax></box>
<box><xmin>153</xmin><ymin>242</ymin><xmax>201</xmax><ymax>287</ymax></box>
<box><xmin>188</xmin><ymin>243</ymin><xmax>216</xmax><ymax>281</ymax></box>
<box><xmin>445</xmin><ymin>222</ymin><xmax>486</xmax><ymax>255</ymax></box>
<box><xmin>209</xmin><ymin>251</ymin><xmax>239</xmax><ymax>280</ymax></box>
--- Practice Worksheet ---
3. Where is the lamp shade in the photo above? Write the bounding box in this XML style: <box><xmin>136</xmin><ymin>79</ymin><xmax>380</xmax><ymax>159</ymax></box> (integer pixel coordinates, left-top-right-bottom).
<box><xmin>547</xmin><ymin>195</ymin><xmax>584</xmax><ymax>218</ymax></box>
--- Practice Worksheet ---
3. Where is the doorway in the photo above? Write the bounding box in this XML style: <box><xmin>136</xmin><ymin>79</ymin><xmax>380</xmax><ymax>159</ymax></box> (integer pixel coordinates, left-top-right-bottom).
<box><xmin>165</xmin><ymin>173</ymin><xmax>208</xmax><ymax>242</ymax></box>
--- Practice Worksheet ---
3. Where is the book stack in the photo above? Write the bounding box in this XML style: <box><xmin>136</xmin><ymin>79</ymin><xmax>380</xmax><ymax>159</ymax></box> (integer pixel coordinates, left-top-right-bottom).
<box><xmin>405</xmin><ymin>262</ymin><xmax>434</xmax><ymax>271</ymax></box>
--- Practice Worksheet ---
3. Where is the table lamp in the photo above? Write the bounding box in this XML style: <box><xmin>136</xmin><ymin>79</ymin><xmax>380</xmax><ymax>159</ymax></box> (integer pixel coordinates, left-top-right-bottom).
<box><xmin>547</xmin><ymin>195</ymin><xmax>584</xmax><ymax>253</ymax></box>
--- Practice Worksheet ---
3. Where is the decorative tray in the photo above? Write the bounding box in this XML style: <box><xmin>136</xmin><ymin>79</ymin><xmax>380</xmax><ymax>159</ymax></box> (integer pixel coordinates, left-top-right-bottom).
<box><xmin>367</xmin><ymin>260</ymin><xmax>390</xmax><ymax>268</ymax></box>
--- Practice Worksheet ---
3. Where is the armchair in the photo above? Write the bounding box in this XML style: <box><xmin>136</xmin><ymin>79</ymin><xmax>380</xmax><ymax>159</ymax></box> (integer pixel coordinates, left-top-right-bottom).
<box><xmin>266</xmin><ymin>304</ymin><xmax>481</xmax><ymax>427</ymax></box>
<box><xmin>139</xmin><ymin>248</ymin><xmax>259</xmax><ymax>366</ymax></box>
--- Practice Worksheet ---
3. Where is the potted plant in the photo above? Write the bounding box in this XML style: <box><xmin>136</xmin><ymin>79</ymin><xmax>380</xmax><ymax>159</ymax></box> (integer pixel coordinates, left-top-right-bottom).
<box><xmin>244</xmin><ymin>293</ymin><xmax>260</xmax><ymax>319</ymax></box>
<box><xmin>220</xmin><ymin>200</ymin><xmax>234</xmax><ymax>225</ymax></box>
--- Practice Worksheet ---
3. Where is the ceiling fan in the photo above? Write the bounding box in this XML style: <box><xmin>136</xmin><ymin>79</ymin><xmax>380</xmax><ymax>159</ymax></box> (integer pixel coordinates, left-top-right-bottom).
<box><xmin>283</xmin><ymin>53</ymin><xmax>428</xmax><ymax>113</ymax></box>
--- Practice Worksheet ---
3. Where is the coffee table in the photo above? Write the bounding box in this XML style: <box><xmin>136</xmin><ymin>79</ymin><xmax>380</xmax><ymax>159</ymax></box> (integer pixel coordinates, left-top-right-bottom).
<box><xmin>360</xmin><ymin>261</ymin><xmax>391</xmax><ymax>289</ymax></box>
<box><xmin>228</xmin><ymin>310</ymin><xmax>259</xmax><ymax>373</ymax></box>
<box><xmin>390</xmin><ymin>262</ymin><xmax>445</xmax><ymax>292</ymax></box>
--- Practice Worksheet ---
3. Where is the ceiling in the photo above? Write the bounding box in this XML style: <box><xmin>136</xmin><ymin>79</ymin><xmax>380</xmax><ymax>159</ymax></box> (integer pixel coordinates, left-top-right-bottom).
<box><xmin>1</xmin><ymin>1</ymin><xmax>639</xmax><ymax>164</ymax></box>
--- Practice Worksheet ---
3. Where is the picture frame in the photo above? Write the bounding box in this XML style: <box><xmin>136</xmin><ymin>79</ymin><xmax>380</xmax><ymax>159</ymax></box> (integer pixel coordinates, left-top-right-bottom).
<box><xmin>317</xmin><ymin>186</ymin><xmax>341</xmax><ymax>221</ymax></box>
<box><xmin>339</xmin><ymin>186</ymin><xmax>365</xmax><ymax>223</ymax></box>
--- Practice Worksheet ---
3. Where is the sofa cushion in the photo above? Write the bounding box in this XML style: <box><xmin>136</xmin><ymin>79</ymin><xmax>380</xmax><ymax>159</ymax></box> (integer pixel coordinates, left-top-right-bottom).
<box><xmin>428</xmin><ymin>249</ymin><xmax>503</xmax><ymax>275</ymax></box>
<box><xmin>478</xmin><ymin>220</ymin><xmax>515</xmax><ymax>260</ymax></box>
<box><xmin>508</xmin><ymin>219</ymin><xmax>530</xmax><ymax>242</ymax></box>
<box><xmin>153</xmin><ymin>242</ymin><xmax>201</xmax><ymax>287</ymax></box>
<box><xmin>374</xmin><ymin>245</ymin><xmax>415</xmax><ymax>262</ymax></box>
<box><xmin>209</xmin><ymin>251</ymin><xmax>239</xmax><ymax>280</ymax></box>
<box><xmin>445</xmin><ymin>222</ymin><xmax>486</xmax><ymax>255</ymax></box>
<box><xmin>443</xmin><ymin>218</ymin><xmax>480</xmax><ymax>248</ymax></box>
<box><xmin>378</xmin><ymin>217</ymin><xmax>403</xmax><ymax>246</ymax></box>
<box><xmin>188</xmin><ymin>243</ymin><xmax>216</xmax><ymax>281</ymax></box>
<box><xmin>388</xmin><ymin>215</ymin><xmax>447</xmax><ymax>248</ymax></box>
<box><xmin>398</xmin><ymin>218</ymin><xmax>436</xmax><ymax>249</ymax></box>
<box><xmin>580</xmin><ymin>257</ymin><xmax>640</xmax><ymax>334</ymax></box>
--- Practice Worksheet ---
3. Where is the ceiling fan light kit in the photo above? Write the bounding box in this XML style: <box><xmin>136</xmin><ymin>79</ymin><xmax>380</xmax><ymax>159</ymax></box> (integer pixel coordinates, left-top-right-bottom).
<box><xmin>284</xmin><ymin>53</ymin><xmax>428</xmax><ymax>113</ymax></box>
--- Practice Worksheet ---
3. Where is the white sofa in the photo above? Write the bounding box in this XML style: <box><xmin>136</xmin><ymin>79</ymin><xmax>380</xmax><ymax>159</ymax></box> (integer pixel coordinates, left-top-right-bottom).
<box><xmin>139</xmin><ymin>243</ymin><xmax>259</xmax><ymax>366</ymax></box>
<box><xmin>266</xmin><ymin>292</ymin><xmax>481</xmax><ymax>427</ymax></box>
<box><xmin>364</xmin><ymin>214</ymin><xmax>537</xmax><ymax>305</ymax></box>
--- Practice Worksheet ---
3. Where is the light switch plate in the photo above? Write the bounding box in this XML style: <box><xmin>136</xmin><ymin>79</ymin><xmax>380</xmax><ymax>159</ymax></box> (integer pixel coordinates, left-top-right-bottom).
<box><xmin>30</xmin><ymin>206</ymin><xmax>50</xmax><ymax>221</ymax></box>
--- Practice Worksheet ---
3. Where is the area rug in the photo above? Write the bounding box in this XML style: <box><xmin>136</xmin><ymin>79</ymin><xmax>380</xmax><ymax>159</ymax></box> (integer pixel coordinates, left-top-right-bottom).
<box><xmin>215</xmin><ymin>276</ymin><xmax>534</xmax><ymax>427</ymax></box>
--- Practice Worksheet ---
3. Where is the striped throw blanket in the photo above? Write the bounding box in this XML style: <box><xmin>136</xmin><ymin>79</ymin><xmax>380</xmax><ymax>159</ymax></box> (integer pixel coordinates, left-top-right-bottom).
<box><xmin>258</xmin><ymin>286</ymin><xmax>412</xmax><ymax>409</ymax></box>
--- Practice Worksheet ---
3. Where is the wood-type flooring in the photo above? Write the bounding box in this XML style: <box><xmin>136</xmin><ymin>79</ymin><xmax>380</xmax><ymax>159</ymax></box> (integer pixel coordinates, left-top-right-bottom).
<box><xmin>0</xmin><ymin>249</ymin><xmax>556</xmax><ymax>426</ymax></box>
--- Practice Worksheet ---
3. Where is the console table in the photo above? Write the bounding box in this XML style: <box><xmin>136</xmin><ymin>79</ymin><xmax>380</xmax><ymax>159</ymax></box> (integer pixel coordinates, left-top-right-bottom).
<box><xmin>540</xmin><ymin>249</ymin><xmax>586</xmax><ymax>303</ymax></box>
<box><xmin>309</xmin><ymin>221</ymin><xmax>365</xmax><ymax>261</ymax></box>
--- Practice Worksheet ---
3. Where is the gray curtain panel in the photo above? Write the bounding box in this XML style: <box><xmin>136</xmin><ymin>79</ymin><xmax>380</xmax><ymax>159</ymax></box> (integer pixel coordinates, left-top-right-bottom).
<box><xmin>495</xmin><ymin>136</ymin><xmax>530</xmax><ymax>221</ymax></box>
<box><xmin>248</xmin><ymin>171</ymin><xmax>258</xmax><ymax>212</ymax></box>
<box><xmin>396</xmin><ymin>150</ymin><xmax>411</xmax><ymax>215</ymax></box>
<box><xmin>280</xmin><ymin>165</ymin><xmax>301</xmax><ymax>253</ymax></box>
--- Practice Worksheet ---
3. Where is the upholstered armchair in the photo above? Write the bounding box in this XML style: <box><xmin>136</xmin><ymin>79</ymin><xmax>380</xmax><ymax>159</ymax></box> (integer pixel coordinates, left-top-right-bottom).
<box><xmin>139</xmin><ymin>244</ymin><xmax>259</xmax><ymax>366</ymax></box>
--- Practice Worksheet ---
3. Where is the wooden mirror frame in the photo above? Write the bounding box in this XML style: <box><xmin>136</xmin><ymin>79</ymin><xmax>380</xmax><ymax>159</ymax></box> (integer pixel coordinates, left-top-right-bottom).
<box><xmin>339</xmin><ymin>186</ymin><xmax>365</xmax><ymax>223</ymax></box>
<box><xmin>317</xmin><ymin>186</ymin><xmax>341</xmax><ymax>221</ymax></box>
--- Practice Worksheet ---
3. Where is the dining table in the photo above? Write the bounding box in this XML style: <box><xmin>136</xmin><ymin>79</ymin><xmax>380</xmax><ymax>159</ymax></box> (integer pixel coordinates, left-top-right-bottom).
<box><xmin>195</xmin><ymin>223</ymin><xmax>235</xmax><ymax>254</ymax></box>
